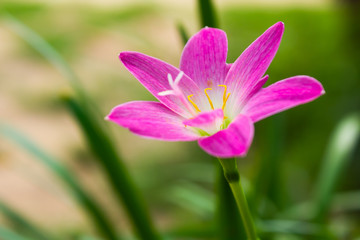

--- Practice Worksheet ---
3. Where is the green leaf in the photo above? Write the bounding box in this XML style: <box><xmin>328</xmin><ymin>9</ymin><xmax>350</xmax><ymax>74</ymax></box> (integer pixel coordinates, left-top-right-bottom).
<box><xmin>258</xmin><ymin>220</ymin><xmax>323</xmax><ymax>237</ymax></box>
<box><xmin>0</xmin><ymin>201</ymin><xmax>50</xmax><ymax>240</ymax></box>
<box><xmin>197</xmin><ymin>0</ymin><xmax>218</xmax><ymax>28</ymax></box>
<box><xmin>0</xmin><ymin>226</ymin><xmax>36</xmax><ymax>240</ymax></box>
<box><xmin>62</xmin><ymin>95</ymin><xmax>161</xmax><ymax>240</ymax></box>
<box><xmin>2</xmin><ymin>13</ymin><xmax>105</xmax><ymax>129</ymax></box>
<box><xmin>78</xmin><ymin>235</ymin><xmax>104</xmax><ymax>240</ymax></box>
<box><xmin>312</xmin><ymin>113</ymin><xmax>360</xmax><ymax>221</ymax></box>
<box><xmin>176</xmin><ymin>23</ymin><xmax>189</xmax><ymax>46</ymax></box>
<box><xmin>2</xmin><ymin>13</ymin><xmax>81</xmax><ymax>94</ymax></box>
<box><xmin>252</xmin><ymin>115</ymin><xmax>286</xmax><ymax>215</ymax></box>
<box><xmin>164</xmin><ymin>181</ymin><xmax>214</xmax><ymax>217</ymax></box>
<box><xmin>0</xmin><ymin>125</ymin><xmax>119</xmax><ymax>240</ymax></box>
<box><xmin>3</xmin><ymin>12</ymin><xmax>159</xmax><ymax>240</ymax></box>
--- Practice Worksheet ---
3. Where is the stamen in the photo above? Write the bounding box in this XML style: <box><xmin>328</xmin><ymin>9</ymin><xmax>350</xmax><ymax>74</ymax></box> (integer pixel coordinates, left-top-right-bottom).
<box><xmin>187</xmin><ymin>95</ymin><xmax>201</xmax><ymax>112</ymax></box>
<box><xmin>218</xmin><ymin>85</ymin><xmax>227</xmax><ymax>101</ymax></box>
<box><xmin>204</xmin><ymin>88</ymin><xmax>214</xmax><ymax>110</ymax></box>
<box><xmin>222</xmin><ymin>93</ymin><xmax>231</xmax><ymax>110</ymax></box>
<box><xmin>218</xmin><ymin>85</ymin><xmax>231</xmax><ymax>110</ymax></box>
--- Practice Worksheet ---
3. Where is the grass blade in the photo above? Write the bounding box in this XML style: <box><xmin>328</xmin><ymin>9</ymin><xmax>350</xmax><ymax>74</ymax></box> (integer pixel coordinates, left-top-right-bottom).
<box><xmin>0</xmin><ymin>226</ymin><xmax>36</xmax><ymax>240</ymax></box>
<box><xmin>312</xmin><ymin>113</ymin><xmax>360</xmax><ymax>221</ymax></box>
<box><xmin>176</xmin><ymin>23</ymin><xmax>189</xmax><ymax>46</ymax></box>
<box><xmin>0</xmin><ymin>125</ymin><xmax>119</xmax><ymax>240</ymax></box>
<box><xmin>62</xmin><ymin>95</ymin><xmax>161</xmax><ymax>240</ymax></box>
<box><xmin>197</xmin><ymin>0</ymin><xmax>218</xmax><ymax>28</ymax></box>
<box><xmin>3</xmin><ymin>13</ymin><xmax>104</xmax><ymax>126</ymax></box>
<box><xmin>2</xmin><ymin>13</ymin><xmax>81</xmax><ymax>94</ymax></box>
<box><xmin>0</xmin><ymin>201</ymin><xmax>50</xmax><ymax>240</ymax></box>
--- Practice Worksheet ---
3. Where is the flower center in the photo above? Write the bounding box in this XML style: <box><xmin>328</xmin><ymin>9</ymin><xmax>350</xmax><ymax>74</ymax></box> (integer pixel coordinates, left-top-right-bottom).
<box><xmin>158</xmin><ymin>72</ymin><xmax>231</xmax><ymax>119</ymax></box>
<box><xmin>187</xmin><ymin>84</ymin><xmax>231</xmax><ymax>113</ymax></box>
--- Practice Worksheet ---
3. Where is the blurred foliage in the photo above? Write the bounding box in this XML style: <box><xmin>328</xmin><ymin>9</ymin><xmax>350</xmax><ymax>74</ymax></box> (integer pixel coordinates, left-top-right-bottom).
<box><xmin>0</xmin><ymin>125</ymin><xmax>118</xmax><ymax>240</ymax></box>
<box><xmin>0</xmin><ymin>1</ymin><xmax>359</xmax><ymax>240</ymax></box>
<box><xmin>0</xmin><ymin>201</ymin><xmax>50</xmax><ymax>240</ymax></box>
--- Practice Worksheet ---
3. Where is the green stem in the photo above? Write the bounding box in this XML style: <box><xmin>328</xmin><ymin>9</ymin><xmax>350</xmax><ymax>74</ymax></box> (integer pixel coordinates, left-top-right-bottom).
<box><xmin>218</xmin><ymin>158</ymin><xmax>258</xmax><ymax>240</ymax></box>
<box><xmin>216</xmin><ymin>162</ymin><xmax>245</xmax><ymax>240</ymax></box>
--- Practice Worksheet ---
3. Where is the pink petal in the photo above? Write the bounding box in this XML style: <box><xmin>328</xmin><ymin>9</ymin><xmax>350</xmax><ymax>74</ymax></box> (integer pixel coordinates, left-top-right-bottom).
<box><xmin>243</xmin><ymin>76</ymin><xmax>325</xmax><ymax>122</ymax></box>
<box><xmin>180</xmin><ymin>27</ymin><xmax>228</xmax><ymax>89</ymax></box>
<box><xmin>120</xmin><ymin>52</ymin><xmax>201</xmax><ymax>118</ymax></box>
<box><xmin>244</xmin><ymin>75</ymin><xmax>269</xmax><ymax>103</ymax></box>
<box><xmin>198</xmin><ymin>114</ymin><xmax>254</xmax><ymax>158</ymax></box>
<box><xmin>106</xmin><ymin>101</ymin><xmax>200</xmax><ymax>141</ymax></box>
<box><xmin>183</xmin><ymin>109</ymin><xmax>224</xmax><ymax>135</ymax></box>
<box><xmin>225</xmin><ymin>22</ymin><xmax>284</xmax><ymax>116</ymax></box>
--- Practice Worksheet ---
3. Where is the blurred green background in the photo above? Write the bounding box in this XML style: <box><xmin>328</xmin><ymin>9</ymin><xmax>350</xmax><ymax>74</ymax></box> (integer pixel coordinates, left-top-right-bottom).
<box><xmin>0</xmin><ymin>0</ymin><xmax>359</xmax><ymax>239</ymax></box>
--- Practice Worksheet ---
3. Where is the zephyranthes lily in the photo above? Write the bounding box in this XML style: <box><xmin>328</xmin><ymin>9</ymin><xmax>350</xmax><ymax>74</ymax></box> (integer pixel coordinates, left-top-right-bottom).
<box><xmin>106</xmin><ymin>22</ymin><xmax>324</xmax><ymax>158</ymax></box>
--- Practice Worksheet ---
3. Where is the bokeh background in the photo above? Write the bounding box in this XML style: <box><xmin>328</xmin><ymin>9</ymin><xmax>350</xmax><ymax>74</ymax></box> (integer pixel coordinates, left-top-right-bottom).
<box><xmin>0</xmin><ymin>0</ymin><xmax>359</xmax><ymax>239</ymax></box>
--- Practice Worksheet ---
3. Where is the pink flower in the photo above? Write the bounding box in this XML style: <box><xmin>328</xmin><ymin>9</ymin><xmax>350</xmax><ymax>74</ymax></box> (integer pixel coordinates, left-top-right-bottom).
<box><xmin>106</xmin><ymin>22</ymin><xmax>324</xmax><ymax>158</ymax></box>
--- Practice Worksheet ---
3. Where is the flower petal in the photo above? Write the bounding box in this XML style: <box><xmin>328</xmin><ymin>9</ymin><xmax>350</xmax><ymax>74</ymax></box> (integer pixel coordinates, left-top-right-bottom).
<box><xmin>120</xmin><ymin>52</ymin><xmax>201</xmax><ymax>118</ymax></box>
<box><xmin>183</xmin><ymin>109</ymin><xmax>224</xmax><ymax>135</ymax></box>
<box><xmin>243</xmin><ymin>76</ymin><xmax>325</xmax><ymax>122</ymax></box>
<box><xmin>198</xmin><ymin>114</ymin><xmax>254</xmax><ymax>158</ymax></box>
<box><xmin>106</xmin><ymin>101</ymin><xmax>200</xmax><ymax>141</ymax></box>
<box><xmin>225</xmin><ymin>22</ymin><xmax>284</xmax><ymax>117</ymax></box>
<box><xmin>180</xmin><ymin>27</ymin><xmax>228</xmax><ymax>89</ymax></box>
<box><xmin>244</xmin><ymin>75</ymin><xmax>268</xmax><ymax>103</ymax></box>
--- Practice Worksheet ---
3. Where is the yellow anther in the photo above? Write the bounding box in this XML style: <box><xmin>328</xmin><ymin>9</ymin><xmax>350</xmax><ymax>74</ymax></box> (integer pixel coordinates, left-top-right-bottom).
<box><xmin>222</xmin><ymin>93</ymin><xmax>231</xmax><ymax>110</ymax></box>
<box><xmin>204</xmin><ymin>88</ymin><xmax>214</xmax><ymax>110</ymax></box>
<box><xmin>187</xmin><ymin>95</ymin><xmax>201</xmax><ymax>112</ymax></box>
<box><xmin>218</xmin><ymin>85</ymin><xmax>230</xmax><ymax>111</ymax></box>
<box><xmin>218</xmin><ymin>85</ymin><xmax>228</xmax><ymax>102</ymax></box>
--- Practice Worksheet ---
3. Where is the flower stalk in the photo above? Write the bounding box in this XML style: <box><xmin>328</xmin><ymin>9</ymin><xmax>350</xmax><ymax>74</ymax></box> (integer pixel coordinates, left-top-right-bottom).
<box><xmin>218</xmin><ymin>158</ymin><xmax>258</xmax><ymax>240</ymax></box>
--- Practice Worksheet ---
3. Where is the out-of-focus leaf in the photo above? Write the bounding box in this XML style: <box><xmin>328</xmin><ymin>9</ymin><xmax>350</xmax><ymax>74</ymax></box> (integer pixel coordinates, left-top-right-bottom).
<box><xmin>0</xmin><ymin>226</ymin><xmax>36</xmax><ymax>240</ymax></box>
<box><xmin>312</xmin><ymin>113</ymin><xmax>360</xmax><ymax>221</ymax></box>
<box><xmin>0</xmin><ymin>201</ymin><xmax>50</xmax><ymax>240</ymax></box>
<box><xmin>176</xmin><ymin>23</ymin><xmax>189</xmax><ymax>46</ymax></box>
<box><xmin>216</xmin><ymin>163</ymin><xmax>245</xmax><ymax>240</ymax></box>
<box><xmin>4</xmin><ymin>12</ymin><xmax>159</xmax><ymax>240</ymax></box>
<box><xmin>63</xmin><ymin>95</ymin><xmax>160</xmax><ymax>240</ymax></box>
<box><xmin>164</xmin><ymin>181</ymin><xmax>214</xmax><ymax>217</ymax></box>
<box><xmin>2</xmin><ymin>13</ymin><xmax>105</xmax><ymax>128</ymax></box>
<box><xmin>85</xmin><ymin>5</ymin><xmax>156</xmax><ymax>26</ymax></box>
<box><xmin>164</xmin><ymin>224</ymin><xmax>214</xmax><ymax>240</ymax></box>
<box><xmin>332</xmin><ymin>190</ymin><xmax>360</xmax><ymax>213</ymax></box>
<box><xmin>78</xmin><ymin>235</ymin><xmax>103</xmax><ymax>240</ymax></box>
<box><xmin>2</xmin><ymin>13</ymin><xmax>81</xmax><ymax>93</ymax></box>
<box><xmin>0</xmin><ymin>125</ymin><xmax>119</xmax><ymax>240</ymax></box>
<box><xmin>197</xmin><ymin>0</ymin><xmax>218</xmax><ymax>28</ymax></box>
<box><xmin>253</xmin><ymin>115</ymin><xmax>286</xmax><ymax>216</ymax></box>
<box><xmin>258</xmin><ymin>220</ymin><xmax>324</xmax><ymax>237</ymax></box>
